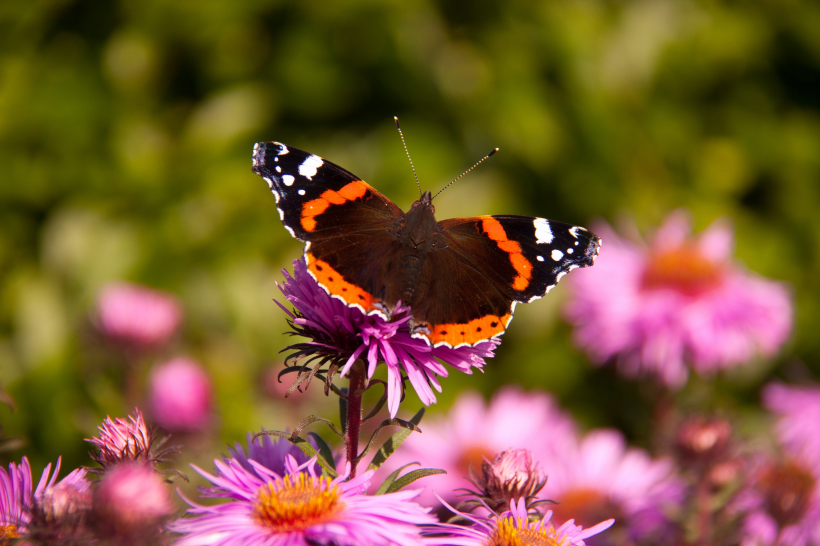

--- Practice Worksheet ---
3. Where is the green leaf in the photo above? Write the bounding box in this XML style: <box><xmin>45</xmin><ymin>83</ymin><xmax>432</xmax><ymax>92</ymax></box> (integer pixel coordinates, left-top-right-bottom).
<box><xmin>385</xmin><ymin>468</ymin><xmax>446</xmax><ymax>494</ymax></box>
<box><xmin>308</xmin><ymin>432</ymin><xmax>336</xmax><ymax>472</ymax></box>
<box><xmin>367</xmin><ymin>407</ymin><xmax>425</xmax><ymax>471</ymax></box>
<box><xmin>375</xmin><ymin>462</ymin><xmax>420</xmax><ymax>495</ymax></box>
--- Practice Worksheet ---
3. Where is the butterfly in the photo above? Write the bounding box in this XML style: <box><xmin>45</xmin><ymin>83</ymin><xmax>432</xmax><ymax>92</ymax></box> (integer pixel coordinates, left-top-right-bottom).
<box><xmin>252</xmin><ymin>133</ymin><xmax>600</xmax><ymax>348</ymax></box>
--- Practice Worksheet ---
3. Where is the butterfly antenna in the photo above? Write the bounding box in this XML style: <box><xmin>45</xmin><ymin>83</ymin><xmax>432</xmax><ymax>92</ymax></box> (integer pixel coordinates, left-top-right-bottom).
<box><xmin>394</xmin><ymin>116</ymin><xmax>423</xmax><ymax>198</ymax></box>
<box><xmin>432</xmin><ymin>147</ymin><xmax>499</xmax><ymax>200</ymax></box>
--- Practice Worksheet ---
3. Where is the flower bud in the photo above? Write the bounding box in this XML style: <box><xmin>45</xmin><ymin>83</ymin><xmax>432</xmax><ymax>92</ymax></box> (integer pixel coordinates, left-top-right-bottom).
<box><xmin>97</xmin><ymin>282</ymin><xmax>181</xmax><ymax>349</ymax></box>
<box><xmin>148</xmin><ymin>357</ymin><xmax>212</xmax><ymax>432</ymax></box>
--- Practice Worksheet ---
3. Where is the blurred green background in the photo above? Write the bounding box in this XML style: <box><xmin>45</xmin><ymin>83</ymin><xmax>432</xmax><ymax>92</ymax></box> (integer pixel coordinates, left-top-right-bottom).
<box><xmin>2</xmin><ymin>0</ymin><xmax>820</xmax><ymax>480</ymax></box>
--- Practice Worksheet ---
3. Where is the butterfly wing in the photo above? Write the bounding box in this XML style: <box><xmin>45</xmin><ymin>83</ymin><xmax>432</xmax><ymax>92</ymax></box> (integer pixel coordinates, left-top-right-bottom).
<box><xmin>409</xmin><ymin>215</ymin><xmax>601</xmax><ymax>347</ymax></box>
<box><xmin>252</xmin><ymin>141</ymin><xmax>406</xmax><ymax>316</ymax></box>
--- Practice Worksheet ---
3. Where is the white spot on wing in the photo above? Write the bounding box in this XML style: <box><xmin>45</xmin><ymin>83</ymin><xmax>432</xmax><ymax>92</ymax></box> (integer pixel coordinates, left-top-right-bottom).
<box><xmin>551</xmin><ymin>249</ymin><xmax>564</xmax><ymax>261</ymax></box>
<box><xmin>569</xmin><ymin>226</ymin><xmax>586</xmax><ymax>238</ymax></box>
<box><xmin>534</xmin><ymin>218</ymin><xmax>553</xmax><ymax>244</ymax></box>
<box><xmin>567</xmin><ymin>248</ymin><xmax>574</xmax><ymax>254</ymax></box>
<box><xmin>282</xmin><ymin>174</ymin><xmax>295</xmax><ymax>186</ymax></box>
<box><xmin>264</xmin><ymin>177</ymin><xmax>274</xmax><ymax>188</ymax></box>
<box><xmin>275</xmin><ymin>166</ymin><xmax>281</xmax><ymax>173</ymax></box>
<box><xmin>298</xmin><ymin>189</ymin><xmax>306</xmax><ymax>195</ymax></box>
<box><xmin>299</xmin><ymin>155</ymin><xmax>324</xmax><ymax>180</ymax></box>
<box><xmin>537</xmin><ymin>255</ymin><xmax>544</xmax><ymax>262</ymax></box>
<box><xmin>277</xmin><ymin>144</ymin><xmax>289</xmax><ymax>155</ymax></box>
<box><xmin>271</xmin><ymin>189</ymin><xmax>281</xmax><ymax>203</ymax></box>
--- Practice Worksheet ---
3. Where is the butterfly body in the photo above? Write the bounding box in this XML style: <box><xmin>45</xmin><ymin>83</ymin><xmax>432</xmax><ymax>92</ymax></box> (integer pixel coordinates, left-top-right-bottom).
<box><xmin>253</xmin><ymin>141</ymin><xmax>600</xmax><ymax>348</ymax></box>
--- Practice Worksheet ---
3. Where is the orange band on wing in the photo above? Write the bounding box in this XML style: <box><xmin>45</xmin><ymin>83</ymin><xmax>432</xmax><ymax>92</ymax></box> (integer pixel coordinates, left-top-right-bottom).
<box><xmin>481</xmin><ymin>218</ymin><xmax>532</xmax><ymax>291</ymax></box>
<box><xmin>427</xmin><ymin>313</ymin><xmax>512</xmax><ymax>346</ymax></box>
<box><xmin>306</xmin><ymin>252</ymin><xmax>381</xmax><ymax>312</ymax></box>
<box><xmin>301</xmin><ymin>181</ymin><xmax>369</xmax><ymax>232</ymax></box>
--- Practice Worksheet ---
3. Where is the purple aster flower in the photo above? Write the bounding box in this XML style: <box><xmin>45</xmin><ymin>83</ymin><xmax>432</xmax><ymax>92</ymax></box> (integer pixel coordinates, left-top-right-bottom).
<box><xmin>277</xmin><ymin>259</ymin><xmax>499</xmax><ymax>417</ymax></box>
<box><xmin>564</xmin><ymin>210</ymin><xmax>792</xmax><ymax>387</ymax></box>
<box><xmin>226</xmin><ymin>433</ymin><xmax>320</xmax><ymax>479</ymax></box>
<box><xmin>539</xmin><ymin>429</ymin><xmax>684</xmax><ymax>544</ymax></box>
<box><xmin>373</xmin><ymin>387</ymin><xmax>576</xmax><ymax>509</ymax></box>
<box><xmin>763</xmin><ymin>383</ymin><xmax>820</xmax><ymax>474</ymax></box>
<box><xmin>169</xmin><ymin>453</ymin><xmax>435</xmax><ymax>546</ymax></box>
<box><xmin>426</xmin><ymin>497</ymin><xmax>614</xmax><ymax>546</ymax></box>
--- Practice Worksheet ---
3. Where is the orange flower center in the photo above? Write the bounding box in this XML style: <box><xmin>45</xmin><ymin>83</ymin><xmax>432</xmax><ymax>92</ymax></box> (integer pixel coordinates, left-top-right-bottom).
<box><xmin>0</xmin><ymin>525</ymin><xmax>20</xmax><ymax>545</ymax></box>
<box><xmin>759</xmin><ymin>460</ymin><xmax>816</xmax><ymax>527</ymax></box>
<box><xmin>456</xmin><ymin>445</ymin><xmax>494</xmax><ymax>477</ymax></box>
<box><xmin>550</xmin><ymin>488</ymin><xmax>619</xmax><ymax>530</ymax></box>
<box><xmin>488</xmin><ymin>515</ymin><xmax>563</xmax><ymax>546</ymax></box>
<box><xmin>253</xmin><ymin>473</ymin><xmax>344</xmax><ymax>532</ymax></box>
<box><xmin>642</xmin><ymin>244</ymin><xmax>724</xmax><ymax>295</ymax></box>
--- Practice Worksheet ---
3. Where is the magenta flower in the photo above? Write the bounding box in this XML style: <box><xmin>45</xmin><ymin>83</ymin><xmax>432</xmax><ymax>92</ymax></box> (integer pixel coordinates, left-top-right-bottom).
<box><xmin>373</xmin><ymin>387</ymin><xmax>576</xmax><ymax>508</ymax></box>
<box><xmin>93</xmin><ymin>463</ymin><xmax>175</xmax><ymax>544</ymax></box>
<box><xmin>278</xmin><ymin>259</ymin><xmax>499</xmax><ymax>417</ymax></box>
<box><xmin>149</xmin><ymin>357</ymin><xmax>213</xmax><ymax>432</ymax></box>
<box><xmin>565</xmin><ymin>210</ymin><xmax>792</xmax><ymax>387</ymax></box>
<box><xmin>763</xmin><ymin>383</ymin><xmax>820</xmax><ymax>474</ymax></box>
<box><xmin>86</xmin><ymin>408</ymin><xmax>179</xmax><ymax>470</ymax></box>
<box><xmin>96</xmin><ymin>282</ymin><xmax>182</xmax><ymax>348</ymax></box>
<box><xmin>169</xmin><ymin>454</ymin><xmax>435</xmax><ymax>546</ymax></box>
<box><xmin>425</xmin><ymin>497</ymin><xmax>614</xmax><ymax>546</ymax></box>
<box><xmin>539</xmin><ymin>429</ymin><xmax>684</xmax><ymax>544</ymax></box>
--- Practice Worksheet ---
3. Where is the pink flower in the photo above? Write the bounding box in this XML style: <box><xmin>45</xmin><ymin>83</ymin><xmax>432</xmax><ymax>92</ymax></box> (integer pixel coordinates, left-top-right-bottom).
<box><xmin>93</xmin><ymin>463</ymin><xmax>174</xmax><ymax>544</ymax></box>
<box><xmin>96</xmin><ymin>282</ymin><xmax>182</xmax><ymax>348</ymax></box>
<box><xmin>169</xmin><ymin>454</ymin><xmax>435</xmax><ymax>546</ymax></box>
<box><xmin>763</xmin><ymin>383</ymin><xmax>820</xmax><ymax>475</ymax></box>
<box><xmin>539</xmin><ymin>429</ymin><xmax>684</xmax><ymax>544</ymax></box>
<box><xmin>373</xmin><ymin>387</ymin><xmax>576</xmax><ymax>508</ymax></box>
<box><xmin>425</xmin><ymin>498</ymin><xmax>614</xmax><ymax>546</ymax></box>
<box><xmin>0</xmin><ymin>457</ymin><xmax>90</xmax><ymax>544</ymax></box>
<box><xmin>86</xmin><ymin>408</ymin><xmax>178</xmax><ymax>469</ymax></box>
<box><xmin>278</xmin><ymin>259</ymin><xmax>498</xmax><ymax>417</ymax></box>
<box><xmin>148</xmin><ymin>357</ymin><xmax>212</xmax><ymax>432</ymax></box>
<box><xmin>565</xmin><ymin>211</ymin><xmax>792</xmax><ymax>387</ymax></box>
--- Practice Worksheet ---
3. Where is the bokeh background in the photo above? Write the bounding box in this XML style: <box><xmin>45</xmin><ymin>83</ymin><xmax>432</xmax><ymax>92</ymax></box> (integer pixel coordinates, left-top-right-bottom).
<box><xmin>2</xmin><ymin>0</ymin><xmax>820</xmax><ymax>486</ymax></box>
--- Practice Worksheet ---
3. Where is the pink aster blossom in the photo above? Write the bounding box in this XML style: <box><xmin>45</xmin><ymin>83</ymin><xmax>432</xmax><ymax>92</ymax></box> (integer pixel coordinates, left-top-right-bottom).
<box><xmin>763</xmin><ymin>383</ymin><xmax>820</xmax><ymax>475</ymax></box>
<box><xmin>736</xmin><ymin>457</ymin><xmax>820</xmax><ymax>546</ymax></box>
<box><xmin>373</xmin><ymin>387</ymin><xmax>576</xmax><ymax>508</ymax></box>
<box><xmin>565</xmin><ymin>210</ymin><xmax>792</xmax><ymax>387</ymax></box>
<box><xmin>169</xmin><ymin>453</ymin><xmax>435</xmax><ymax>546</ymax></box>
<box><xmin>93</xmin><ymin>463</ymin><xmax>174</xmax><ymax>544</ymax></box>
<box><xmin>96</xmin><ymin>282</ymin><xmax>182</xmax><ymax>348</ymax></box>
<box><xmin>86</xmin><ymin>408</ymin><xmax>179</xmax><ymax>470</ymax></box>
<box><xmin>0</xmin><ymin>457</ymin><xmax>88</xmax><ymax>544</ymax></box>
<box><xmin>277</xmin><ymin>259</ymin><xmax>499</xmax><ymax>417</ymax></box>
<box><xmin>148</xmin><ymin>357</ymin><xmax>213</xmax><ymax>432</ymax></box>
<box><xmin>539</xmin><ymin>429</ymin><xmax>684</xmax><ymax>544</ymax></box>
<box><xmin>425</xmin><ymin>497</ymin><xmax>614</xmax><ymax>546</ymax></box>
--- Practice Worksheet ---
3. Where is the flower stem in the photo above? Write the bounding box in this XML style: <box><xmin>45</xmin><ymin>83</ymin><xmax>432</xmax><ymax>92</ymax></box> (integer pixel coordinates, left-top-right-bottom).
<box><xmin>345</xmin><ymin>361</ymin><xmax>365</xmax><ymax>479</ymax></box>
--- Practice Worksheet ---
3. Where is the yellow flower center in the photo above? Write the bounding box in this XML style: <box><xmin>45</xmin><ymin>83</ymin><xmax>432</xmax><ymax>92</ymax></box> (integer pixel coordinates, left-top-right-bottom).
<box><xmin>0</xmin><ymin>525</ymin><xmax>20</xmax><ymax>545</ymax></box>
<box><xmin>253</xmin><ymin>473</ymin><xmax>344</xmax><ymax>532</ymax></box>
<box><xmin>642</xmin><ymin>244</ymin><xmax>724</xmax><ymax>295</ymax></box>
<box><xmin>488</xmin><ymin>515</ymin><xmax>564</xmax><ymax>546</ymax></box>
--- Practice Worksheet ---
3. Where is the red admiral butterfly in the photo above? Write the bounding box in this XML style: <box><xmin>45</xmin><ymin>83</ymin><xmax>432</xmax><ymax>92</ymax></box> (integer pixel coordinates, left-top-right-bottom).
<box><xmin>253</xmin><ymin>132</ymin><xmax>600</xmax><ymax>349</ymax></box>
